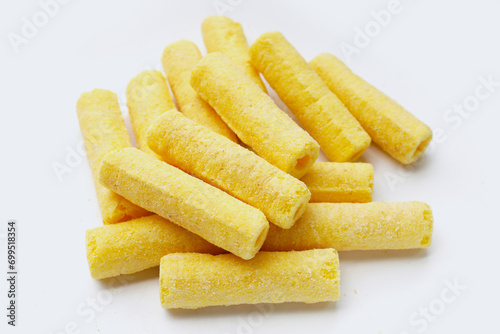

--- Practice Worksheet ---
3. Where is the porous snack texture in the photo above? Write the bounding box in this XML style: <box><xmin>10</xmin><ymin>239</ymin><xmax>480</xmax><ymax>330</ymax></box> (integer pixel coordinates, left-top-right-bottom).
<box><xmin>310</xmin><ymin>53</ymin><xmax>432</xmax><ymax>164</ymax></box>
<box><xmin>160</xmin><ymin>249</ymin><xmax>340</xmax><ymax>309</ymax></box>
<box><xmin>263</xmin><ymin>202</ymin><xmax>433</xmax><ymax>251</ymax></box>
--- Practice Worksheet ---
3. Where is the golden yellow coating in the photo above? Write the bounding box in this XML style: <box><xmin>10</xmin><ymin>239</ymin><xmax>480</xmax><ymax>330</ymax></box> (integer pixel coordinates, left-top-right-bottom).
<box><xmin>160</xmin><ymin>249</ymin><xmax>339</xmax><ymax>309</ymax></box>
<box><xmin>310</xmin><ymin>53</ymin><xmax>433</xmax><ymax>164</ymax></box>
<box><xmin>76</xmin><ymin>89</ymin><xmax>150</xmax><ymax>224</ymax></box>
<box><xmin>201</xmin><ymin>16</ymin><xmax>267</xmax><ymax>92</ymax></box>
<box><xmin>191</xmin><ymin>52</ymin><xmax>319</xmax><ymax>178</ymax></box>
<box><xmin>249</xmin><ymin>32</ymin><xmax>371</xmax><ymax>162</ymax></box>
<box><xmin>147</xmin><ymin>110</ymin><xmax>311</xmax><ymax>229</ymax></box>
<box><xmin>126</xmin><ymin>70</ymin><xmax>176</xmax><ymax>156</ymax></box>
<box><xmin>98</xmin><ymin>148</ymin><xmax>269</xmax><ymax>260</ymax></box>
<box><xmin>86</xmin><ymin>215</ymin><xmax>224</xmax><ymax>280</ymax></box>
<box><xmin>263</xmin><ymin>202</ymin><xmax>433</xmax><ymax>251</ymax></box>
<box><xmin>301</xmin><ymin>162</ymin><xmax>373</xmax><ymax>203</ymax></box>
<box><xmin>161</xmin><ymin>40</ymin><xmax>237</xmax><ymax>142</ymax></box>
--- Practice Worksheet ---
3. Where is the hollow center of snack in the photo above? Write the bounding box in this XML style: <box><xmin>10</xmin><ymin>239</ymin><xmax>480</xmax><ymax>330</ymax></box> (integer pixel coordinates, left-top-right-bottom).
<box><xmin>293</xmin><ymin>202</ymin><xmax>306</xmax><ymax>221</ymax></box>
<box><xmin>411</xmin><ymin>136</ymin><xmax>432</xmax><ymax>162</ymax></box>
<box><xmin>295</xmin><ymin>154</ymin><xmax>311</xmax><ymax>171</ymax></box>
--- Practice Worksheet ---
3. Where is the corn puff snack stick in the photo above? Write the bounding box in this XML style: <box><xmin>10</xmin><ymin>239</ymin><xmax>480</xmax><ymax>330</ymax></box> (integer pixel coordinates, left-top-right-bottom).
<box><xmin>249</xmin><ymin>32</ymin><xmax>371</xmax><ymax>162</ymax></box>
<box><xmin>301</xmin><ymin>162</ymin><xmax>373</xmax><ymax>203</ymax></box>
<box><xmin>310</xmin><ymin>53</ymin><xmax>433</xmax><ymax>164</ymax></box>
<box><xmin>147</xmin><ymin>110</ymin><xmax>311</xmax><ymax>229</ymax></box>
<box><xmin>191</xmin><ymin>52</ymin><xmax>319</xmax><ymax>178</ymax></box>
<box><xmin>201</xmin><ymin>15</ymin><xmax>267</xmax><ymax>92</ymax></box>
<box><xmin>98</xmin><ymin>148</ymin><xmax>269</xmax><ymax>260</ymax></box>
<box><xmin>76</xmin><ymin>89</ymin><xmax>150</xmax><ymax>224</ymax></box>
<box><xmin>160</xmin><ymin>249</ymin><xmax>339</xmax><ymax>309</ymax></box>
<box><xmin>161</xmin><ymin>40</ymin><xmax>237</xmax><ymax>142</ymax></box>
<box><xmin>86</xmin><ymin>215</ymin><xmax>224</xmax><ymax>279</ymax></box>
<box><xmin>263</xmin><ymin>202</ymin><xmax>433</xmax><ymax>251</ymax></box>
<box><xmin>126</xmin><ymin>70</ymin><xmax>176</xmax><ymax>156</ymax></box>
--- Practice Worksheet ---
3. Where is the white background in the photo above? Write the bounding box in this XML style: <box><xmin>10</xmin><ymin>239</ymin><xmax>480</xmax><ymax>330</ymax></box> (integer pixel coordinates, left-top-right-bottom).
<box><xmin>1</xmin><ymin>0</ymin><xmax>499</xmax><ymax>333</ymax></box>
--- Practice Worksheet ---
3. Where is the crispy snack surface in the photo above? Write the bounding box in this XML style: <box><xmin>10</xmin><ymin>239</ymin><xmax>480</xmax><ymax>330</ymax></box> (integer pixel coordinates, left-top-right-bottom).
<box><xmin>301</xmin><ymin>162</ymin><xmax>373</xmax><ymax>203</ymax></box>
<box><xmin>310</xmin><ymin>53</ymin><xmax>433</xmax><ymax>164</ymax></box>
<box><xmin>191</xmin><ymin>52</ymin><xmax>319</xmax><ymax>178</ymax></box>
<box><xmin>161</xmin><ymin>40</ymin><xmax>237</xmax><ymax>142</ymax></box>
<box><xmin>86</xmin><ymin>215</ymin><xmax>224</xmax><ymax>279</ymax></box>
<box><xmin>98</xmin><ymin>147</ymin><xmax>269</xmax><ymax>260</ymax></box>
<box><xmin>160</xmin><ymin>249</ymin><xmax>339</xmax><ymax>309</ymax></box>
<box><xmin>126</xmin><ymin>70</ymin><xmax>176</xmax><ymax>157</ymax></box>
<box><xmin>202</xmin><ymin>15</ymin><xmax>267</xmax><ymax>92</ymax></box>
<box><xmin>147</xmin><ymin>110</ymin><xmax>311</xmax><ymax>228</ymax></box>
<box><xmin>249</xmin><ymin>32</ymin><xmax>371</xmax><ymax>162</ymax></box>
<box><xmin>76</xmin><ymin>89</ymin><xmax>150</xmax><ymax>224</ymax></box>
<box><xmin>263</xmin><ymin>202</ymin><xmax>433</xmax><ymax>251</ymax></box>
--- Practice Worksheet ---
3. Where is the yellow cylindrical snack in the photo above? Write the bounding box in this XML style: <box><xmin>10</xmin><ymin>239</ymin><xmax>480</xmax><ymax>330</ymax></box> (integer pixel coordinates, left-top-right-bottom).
<box><xmin>191</xmin><ymin>52</ymin><xmax>319</xmax><ymax>178</ymax></box>
<box><xmin>86</xmin><ymin>215</ymin><xmax>224</xmax><ymax>280</ymax></box>
<box><xmin>309</xmin><ymin>53</ymin><xmax>433</xmax><ymax>164</ymax></box>
<box><xmin>161</xmin><ymin>40</ymin><xmax>237</xmax><ymax>142</ymax></box>
<box><xmin>147</xmin><ymin>110</ymin><xmax>311</xmax><ymax>229</ymax></box>
<box><xmin>126</xmin><ymin>70</ymin><xmax>176</xmax><ymax>156</ymax></box>
<box><xmin>76</xmin><ymin>89</ymin><xmax>150</xmax><ymax>224</ymax></box>
<box><xmin>201</xmin><ymin>15</ymin><xmax>267</xmax><ymax>92</ymax></box>
<box><xmin>263</xmin><ymin>202</ymin><xmax>433</xmax><ymax>251</ymax></box>
<box><xmin>301</xmin><ymin>162</ymin><xmax>374</xmax><ymax>203</ymax></box>
<box><xmin>160</xmin><ymin>249</ymin><xmax>339</xmax><ymax>309</ymax></box>
<box><xmin>249</xmin><ymin>32</ymin><xmax>371</xmax><ymax>162</ymax></box>
<box><xmin>98</xmin><ymin>147</ymin><xmax>269</xmax><ymax>260</ymax></box>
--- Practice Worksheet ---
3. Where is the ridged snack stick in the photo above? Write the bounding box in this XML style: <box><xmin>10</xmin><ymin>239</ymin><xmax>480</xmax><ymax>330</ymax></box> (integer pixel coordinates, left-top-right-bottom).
<box><xmin>147</xmin><ymin>110</ymin><xmax>311</xmax><ymax>229</ymax></box>
<box><xmin>191</xmin><ymin>52</ymin><xmax>319</xmax><ymax>178</ymax></box>
<box><xmin>201</xmin><ymin>15</ymin><xmax>267</xmax><ymax>92</ymax></box>
<box><xmin>160</xmin><ymin>249</ymin><xmax>339</xmax><ymax>309</ymax></box>
<box><xmin>310</xmin><ymin>53</ymin><xmax>433</xmax><ymax>164</ymax></box>
<box><xmin>98</xmin><ymin>147</ymin><xmax>269</xmax><ymax>260</ymax></box>
<box><xmin>86</xmin><ymin>215</ymin><xmax>224</xmax><ymax>279</ymax></box>
<box><xmin>262</xmin><ymin>202</ymin><xmax>433</xmax><ymax>251</ymax></box>
<box><xmin>126</xmin><ymin>70</ymin><xmax>176</xmax><ymax>156</ymax></box>
<box><xmin>76</xmin><ymin>89</ymin><xmax>150</xmax><ymax>224</ymax></box>
<box><xmin>249</xmin><ymin>32</ymin><xmax>371</xmax><ymax>162</ymax></box>
<box><xmin>301</xmin><ymin>162</ymin><xmax>373</xmax><ymax>203</ymax></box>
<box><xmin>161</xmin><ymin>40</ymin><xmax>237</xmax><ymax>142</ymax></box>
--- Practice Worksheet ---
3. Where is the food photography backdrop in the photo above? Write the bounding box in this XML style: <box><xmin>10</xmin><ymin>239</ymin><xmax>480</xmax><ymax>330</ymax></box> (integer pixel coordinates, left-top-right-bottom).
<box><xmin>1</xmin><ymin>0</ymin><xmax>499</xmax><ymax>333</ymax></box>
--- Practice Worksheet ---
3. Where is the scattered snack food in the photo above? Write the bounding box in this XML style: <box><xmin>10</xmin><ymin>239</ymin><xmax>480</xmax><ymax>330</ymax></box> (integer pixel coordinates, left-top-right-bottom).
<box><xmin>98</xmin><ymin>147</ymin><xmax>269</xmax><ymax>260</ymax></box>
<box><xmin>78</xmin><ymin>16</ymin><xmax>434</xmax><ymax>311</ymax></box>
<box><xmin>76</xmin><ymin>89</ymin><xmax>150</xmax><ymax>224</ymax></box>
<box><xmin>263</xmin><ymin>202</ymin><xmax>433</xmax><ymax>251</ymax></box>
<box><xmin>191</xmin><ymin>52</ymin><xmax>319</xmax><ymax>178</ymax></box>
<box><xmin>301</xmin><ymin>162</ymin><xmax>374</xmax><ymax>203</ymax></box>
<box><xmin>202</xmin><ymin>15</ymin><xmax>267</xmax><ymax>92</ymax></box>
<box><xmin>309</xmin><ymin>53</ymin><xmax>433</xmax><ymax>164</ymax></box>
<box><xmin>249</xmin><ymin>32</ymin><xmax>371</xmax><ymax>162</ymax></box>
<box><xmin>161</xmin><ymin>40</ymin><xmax>238</xmax><ymax>141</ymax></box>
<box><xmin>147</xmin><ymin>109</ymin><xmax>311</xmax><ymax>229</ymax></box>
<box><xmin>126</xmin><ymin>70</ymin><xmax>176</xmax><ymax>157</ymax></box>
<box><xmin>160</xmin><ymin>249</ymin><xmax>339</xmax><ymax>309</ymax></box>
